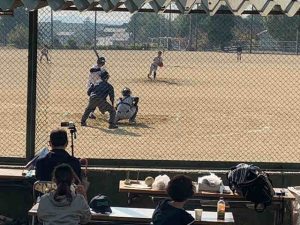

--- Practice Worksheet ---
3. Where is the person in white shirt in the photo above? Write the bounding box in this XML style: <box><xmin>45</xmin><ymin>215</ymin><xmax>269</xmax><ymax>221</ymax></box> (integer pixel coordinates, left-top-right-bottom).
<box><xmin>148</xmin><ymin>51</ymin><xmax>163</xmax><ymax>80</ymax></box>
<box><xmin>40</xmin><ymin>45</ymin><xmax>50</xmax><ymax>63</ymax></box>
<box><xmin>88</xmin><ymin>57</ymin><xmax>106</xmax><ymax>119</ymax></box>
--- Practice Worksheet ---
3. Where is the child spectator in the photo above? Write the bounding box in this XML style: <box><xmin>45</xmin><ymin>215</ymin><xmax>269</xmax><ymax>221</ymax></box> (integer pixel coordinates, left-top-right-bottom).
<box><xmin>37</xmin><ymin>164</ymin><xmax>91</xmax><ymax>225</ymax></box>
<box><xmin>152</xmin><ymin>175</ymin><xmax>195</xmax><ymax>225</ymax></box>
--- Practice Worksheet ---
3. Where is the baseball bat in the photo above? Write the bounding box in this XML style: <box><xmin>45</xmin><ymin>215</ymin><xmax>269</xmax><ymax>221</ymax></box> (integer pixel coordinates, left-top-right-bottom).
<box><xmin>93</xmin><ymin>47</ymin><xmax>100</xmax><ymax>60</ymax></box>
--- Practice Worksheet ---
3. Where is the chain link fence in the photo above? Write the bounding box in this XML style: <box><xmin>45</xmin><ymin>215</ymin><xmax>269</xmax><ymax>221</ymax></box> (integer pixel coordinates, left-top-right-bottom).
<box><xmin>0</xmin><ymin>8</ymin><xmax>29</xmax><ymax>158</ymax></box>
<box><xmin>1</xmin><ymin>6</ymin><xmax>300</xmax><ymax>164</ymax></box>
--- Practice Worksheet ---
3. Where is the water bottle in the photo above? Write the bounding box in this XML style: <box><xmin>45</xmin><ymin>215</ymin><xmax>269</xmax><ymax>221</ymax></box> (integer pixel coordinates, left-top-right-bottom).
<box><xmin>217</xmin><ymin>197</ymin><xmax>225</xmax><ymax>220</ymax></box>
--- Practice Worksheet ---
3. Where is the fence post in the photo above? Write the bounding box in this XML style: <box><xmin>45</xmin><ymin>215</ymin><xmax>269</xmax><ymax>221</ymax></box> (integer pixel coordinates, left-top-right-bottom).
<box><xmin>296</xmin><ymin>28</ymin><xmax>299</xmax><ymax>55</ymax></box>
<box><xmin>94</xmin><ymin>10</ymin><xmax>97</xmax><ymax>49</ymax></box>
<box><xmin>195</xmin><ymin>13</ymin><xmax>199</xmax><ymax>50</ymax></box>
<box><xmin>51</xmin><ymin>9</ymin><xmax>53</xmax><ymax>48</ymax></box>
<box><xmin>26</xmin><ymin>10</ymin><xmax>38</xmax><ymax>161</ymax></box>
<box><xmin>249</xmin><ymin>6</ymin><xmax>254</xmax><ymax>53</ymax></box>
<box><xmin>187</xmin><ymin>14</ymin><xmax>192</xmax><ymax>50</ymax></box>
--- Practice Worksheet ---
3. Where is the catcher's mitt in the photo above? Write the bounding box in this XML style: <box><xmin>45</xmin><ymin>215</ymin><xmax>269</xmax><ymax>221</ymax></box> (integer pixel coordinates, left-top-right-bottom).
<box><xmin>158</xmin><ymin>62</ymin><xmax>164</xmax><ymax>67</ymax></box>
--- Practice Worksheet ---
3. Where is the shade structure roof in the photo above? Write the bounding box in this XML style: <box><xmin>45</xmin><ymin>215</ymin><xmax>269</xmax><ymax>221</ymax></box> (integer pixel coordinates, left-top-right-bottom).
<box><xmin>0</xmin><ymin>0</ymin><xmax>300</xmax><ymax>15</ymax></box>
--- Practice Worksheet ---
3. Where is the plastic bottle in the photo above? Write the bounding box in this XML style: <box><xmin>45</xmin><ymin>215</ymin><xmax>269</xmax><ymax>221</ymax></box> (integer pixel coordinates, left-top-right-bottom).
<box><xmin>217</xmin><ymin>197</ymin><xmax>225</xmax><ymax>220</ymax></box>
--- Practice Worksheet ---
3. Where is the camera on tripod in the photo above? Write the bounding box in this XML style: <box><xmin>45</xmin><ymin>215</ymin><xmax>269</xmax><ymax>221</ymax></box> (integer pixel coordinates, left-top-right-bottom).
<box><xmin>61</xmin><ymin>121</ymin><xmax>76</xmax><ymax>130</ymax></box>
<box><xmin>61</xmin><ymin>121</ymin><xmax>77</xmax><ymax>156</ymax></box>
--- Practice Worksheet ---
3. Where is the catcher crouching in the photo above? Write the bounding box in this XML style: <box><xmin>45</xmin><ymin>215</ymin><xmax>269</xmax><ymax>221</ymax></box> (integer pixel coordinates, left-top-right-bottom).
<box><xmin>115</xmin><ymin>87</ymin><xmax>139</xmax><ymax>124</ymax></box>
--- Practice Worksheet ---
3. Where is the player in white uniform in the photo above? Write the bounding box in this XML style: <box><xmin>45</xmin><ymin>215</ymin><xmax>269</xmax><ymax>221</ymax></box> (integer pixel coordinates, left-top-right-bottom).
<box><xmin>40</xmin><ymin>45</ymin><xmax>50</xmax><ymax>63</ymax></box>
<box><xmin>148</xmin><ymin>51</ymin><xmax>163</xmax><ymax>80</ymax></box>
<box><xmin>115</xmin><ymin>87</ymin><xmax>139</xmax><ymax>124</ymax></box>
<box><xmin>88</xmin><ymin>57</ymin><xmax>106</xmax><ymax>119</ymax></box>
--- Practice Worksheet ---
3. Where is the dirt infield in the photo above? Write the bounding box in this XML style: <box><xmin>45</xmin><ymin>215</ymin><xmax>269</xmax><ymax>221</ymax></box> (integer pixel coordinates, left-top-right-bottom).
<box><xmin>1</xmin><ymin>49</ymin><xmax>300</xmax><ymax>163</ymax></box>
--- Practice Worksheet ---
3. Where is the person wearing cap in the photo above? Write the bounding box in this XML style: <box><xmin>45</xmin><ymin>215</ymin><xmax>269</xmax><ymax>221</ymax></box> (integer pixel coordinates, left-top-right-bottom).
<box><xmin>148</xmin><ymin>50</ymin><xmax>163</xmax><ymax>80</ymax></box>
<box><xmin>87</xmin><ymin>57</ymin><xmax>106</xmax><ymax>119</ymax></box>
<box><xmin>35</xmin><ymin>128</ymin><xmax>82</xmax><ymax>182</ymax></box>
<box><xmin>152</xmin><ymin>175</ymin><xmax>195</xmax><ymax>225</ymax></box>
<box><xmin>37</xmin><ymin>164</ymin><xmax>91</xmax><ymax>225</ymax></box>
<box><xmin>115</xmin><ymin>87</ymin><xmax>139</xmax><ymax>124</ymax></box>
<box><xmin>81</xmin><ymin>70</ymin><xmax>118</xmax><ymax>129</ymax></box>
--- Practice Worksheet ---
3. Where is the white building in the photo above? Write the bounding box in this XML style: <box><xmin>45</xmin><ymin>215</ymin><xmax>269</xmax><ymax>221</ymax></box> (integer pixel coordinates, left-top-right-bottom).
<box><xmin>96</xmin><ymin>27</ymin><xmax>129</xmax><ymax>46</ymax></box>
<box><xmin>56</xmin><ymin>31</ymin><xmax>76</xmax><ymax>46</ymax></box>
<box><xmin>96</xmin><ymin>36</ymin><xmax>114</xmax><ymax>46</ymax></box>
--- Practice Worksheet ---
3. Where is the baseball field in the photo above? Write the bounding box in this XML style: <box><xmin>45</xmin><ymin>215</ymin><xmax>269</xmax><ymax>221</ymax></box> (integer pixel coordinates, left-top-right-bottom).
<box><xmin>1</xmin><ymin>49</ymin><xmax>300</xmax><ymax>163</ymax></box>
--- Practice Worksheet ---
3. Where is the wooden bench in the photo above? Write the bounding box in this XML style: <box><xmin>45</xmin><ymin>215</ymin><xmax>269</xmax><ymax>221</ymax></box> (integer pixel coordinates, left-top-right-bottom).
<box><xmin>29</xmin><ymin>203</ymin><xmax>235</xmax><ymax>224</ymax></box>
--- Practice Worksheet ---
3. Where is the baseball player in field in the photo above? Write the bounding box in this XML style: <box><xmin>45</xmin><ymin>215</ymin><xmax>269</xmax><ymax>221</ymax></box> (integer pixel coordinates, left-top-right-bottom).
<box><xmin>115</xmin><ymin>87</ymin><xmax>139</xmax><ymax>124</ymax></box>
<box><xmin>148</xmin><ymin>51</ymin><xmax>163</xmax><ymax>80</ymax></box>
<box><xmin>87</xmin><ymin>57</ymin><xmax>106</xmax><ymax>119</ymax></box>
<box><xmin>39</xmin><ymin>45</ymin><xmax>50</xmax><ymax>63</ymax></box>
<box><xmin>81</xmin><ymin>70</ymin><xmax>118</xmax><ymax>129</ymax></box>
<box><xmin>237</xmin><ymin>45</ymin><xmax>242</xmax><ymax>61</ymax></box>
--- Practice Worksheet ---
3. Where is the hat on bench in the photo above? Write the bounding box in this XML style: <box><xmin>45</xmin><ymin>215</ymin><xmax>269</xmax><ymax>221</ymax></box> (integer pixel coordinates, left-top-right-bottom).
<box><xmin>89</xmin><ymin>195</ymin><xmax>112</xmax><ymax>214</ymax></box>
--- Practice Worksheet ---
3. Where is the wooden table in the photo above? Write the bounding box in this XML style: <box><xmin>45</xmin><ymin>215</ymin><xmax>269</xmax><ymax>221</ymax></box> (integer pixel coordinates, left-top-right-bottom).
<box><xmin>119</xmin><ymin>180</ymin><xmax>295</xmax><ymax>225</ymax></box>
<box><xmin>119</xmin><ymin>180</ymin><xmax>295</xmax><ymax>202</ymax></box>
<box><xmin>29</xmin><ymin>203</ymin><xmax>235</xmax><ymax>225</ymax></box>
<box><xmin>0</xmin><ymin>168</ymin><xmax>27</xmax><ymax>180</ymax></box>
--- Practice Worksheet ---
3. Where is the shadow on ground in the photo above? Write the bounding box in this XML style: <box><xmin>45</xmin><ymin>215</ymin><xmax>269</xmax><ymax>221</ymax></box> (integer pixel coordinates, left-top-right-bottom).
<box><xmin>85</xmin><ymin>125</ymin><xmax>141</xmax><ymax>137</ymax></box>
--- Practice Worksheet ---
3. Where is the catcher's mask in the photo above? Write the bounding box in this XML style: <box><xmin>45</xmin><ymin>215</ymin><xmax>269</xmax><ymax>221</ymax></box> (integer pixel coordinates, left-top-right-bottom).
<box><xmin>100</xmin><ymin>70</ymin><xmax>109</xmax><ymax>81</ymax></box>
<box><xmin>122</xmin><ymin>87</ymin><xmax>131</xmax><ymax>97</ymax></box>
<box><xmin>97</xmin><ymin>57</ymin><xmax>106</xmax><ymax>65</ymax></box>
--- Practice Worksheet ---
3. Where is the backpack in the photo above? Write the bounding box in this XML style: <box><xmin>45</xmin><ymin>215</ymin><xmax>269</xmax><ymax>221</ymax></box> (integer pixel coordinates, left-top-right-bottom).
<box><xmin>227</xmin><ymin>163</ymin><xmax>275</xmax><ymax>212</ymax></box>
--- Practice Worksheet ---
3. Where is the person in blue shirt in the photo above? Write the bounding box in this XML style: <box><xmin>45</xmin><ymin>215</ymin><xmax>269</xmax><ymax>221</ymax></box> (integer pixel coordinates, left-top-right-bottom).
<box><xmin>35</xmin><ymin>128</ymin><xmax>81</xmax><ymax>182</ymax></box>
<box><xmin>152</xmin><ymin>175</ymin><xmax>195</xmax><ymax>225</ymax></box>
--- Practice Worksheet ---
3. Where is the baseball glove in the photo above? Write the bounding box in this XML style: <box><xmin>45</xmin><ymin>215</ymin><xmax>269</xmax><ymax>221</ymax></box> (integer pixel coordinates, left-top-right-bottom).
<box><xmin>158</xmin><ymin>62</ymin><xmax>164</xmax><ymax>67</ymax></box>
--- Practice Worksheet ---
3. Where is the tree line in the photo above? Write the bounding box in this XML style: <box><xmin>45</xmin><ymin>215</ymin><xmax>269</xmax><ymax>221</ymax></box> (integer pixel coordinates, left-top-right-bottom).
<box><xmin>0</xmin><ymin>7</ymin><xmax>299</xmax><ymax>51</ymax></box>
<box><xmin>126</xmin><ymin>12</ymin><xmax>300</xmax><ymax>51</ymax></box>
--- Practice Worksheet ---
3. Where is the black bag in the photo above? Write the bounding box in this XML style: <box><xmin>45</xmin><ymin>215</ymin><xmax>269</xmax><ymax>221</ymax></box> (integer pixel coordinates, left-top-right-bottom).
<box><xmin>227</xmin><ymin>163</ymin><xmax>275</xmax><ymax>212</ymax></box>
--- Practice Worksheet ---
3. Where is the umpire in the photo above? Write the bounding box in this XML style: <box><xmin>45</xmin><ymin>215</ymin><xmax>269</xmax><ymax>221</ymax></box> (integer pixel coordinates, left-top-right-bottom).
<box><xmin>81</xmin><ymin>70</ymin><xmax>118</xmax><ymax>129</ymax></box>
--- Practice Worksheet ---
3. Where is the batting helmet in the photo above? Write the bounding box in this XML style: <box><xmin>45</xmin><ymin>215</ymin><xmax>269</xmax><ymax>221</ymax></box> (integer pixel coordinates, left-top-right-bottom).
<box><xmin>97</xmin><ymin>57</ymin><xmax>106</xmax><ymax>65</ymax></box>
<box><xmin>100</xmin><ymin>70</ymin><xmax>109</xmax><ymax>80</ymax></box>
<box><xmin>122</xmin><ymin>87</ymin><xmax>131</xmax><ymax>97</ymax></box>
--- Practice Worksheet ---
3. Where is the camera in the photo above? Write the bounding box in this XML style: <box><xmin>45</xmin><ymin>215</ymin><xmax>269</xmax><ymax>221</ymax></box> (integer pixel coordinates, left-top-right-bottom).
<box><xmin>61</xmin><ymin>121</ymin><xmax>77</xmax><ymax>156</ymax></box>
<box><xmin>61</xmin><ymin>121</ymin><xmax>75</xmax><ymax>129</ymax></box>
